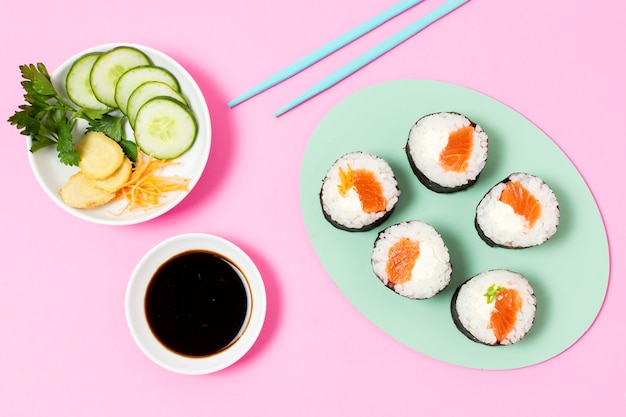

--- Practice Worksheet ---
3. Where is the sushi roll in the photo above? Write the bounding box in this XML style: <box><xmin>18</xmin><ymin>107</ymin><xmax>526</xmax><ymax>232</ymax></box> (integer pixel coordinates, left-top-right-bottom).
<box><xmin>451</xmin><ymin>270</ymin><xmax>537</xmax><ymax>346</ymax></box>
<box><xmin>405</xmin><ymin>112</ymin><xmax>488</xmax><ymax>193</ymax></box>
<box><xmin>371</xmin><ymin>220</ymin><xmax>452</xmax><ymax>299</ymax></box>
<box><xmin>475</xmin><ymin>172</ymin><xmax>560</xmax><ymax>248</ymax></box>
<box><xmin>320</xmin><ymin>151</ymin><xmax>400</xmax><ymax>232</ymax></box>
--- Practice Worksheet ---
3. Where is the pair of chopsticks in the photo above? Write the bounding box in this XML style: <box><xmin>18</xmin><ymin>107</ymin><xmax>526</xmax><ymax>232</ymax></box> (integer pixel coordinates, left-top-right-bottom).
<box><xmin>228</xmin><ymin>0</ymin><xmax>471</xmax><ymax>117</ymax></box>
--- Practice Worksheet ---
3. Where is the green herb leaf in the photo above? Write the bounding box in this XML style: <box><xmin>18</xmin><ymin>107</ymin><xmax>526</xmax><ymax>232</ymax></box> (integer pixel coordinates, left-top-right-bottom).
<box><xmin>31</xmin><ymin>72</ymin><xmax>57</xmax><ymax>97</ymax></box>
<box><xmin>9</xmin><ymin>61</ymin><xmax>133</xmax><ymax>167</ymax></box>
<box><xmin>56</xmin><ymin>117</ymin><xmax>80</xmax><ymax>166</ymax></box>
<box><xmin>84</xmin><ymin>113</ymin><xmax>127</xmax><ymax>142</ymax></box>
<box><xmin>8</xmin><ymin>63</ymin><xmax>82</xmax><ymax>166</ymax></box>
<box><xmin>30</xmin><ymin>135</ymin><xmax>56</xmax><ymax>153</ymax></box>
<box><xmin>8</xmin><ymin>108</ymin><xmax>40</xmax><ymax>136</ymax></box>
<box><xmin>118</xmin><ymin>139</ymin><xmax>138</xmax><ymax>162</ymax></box>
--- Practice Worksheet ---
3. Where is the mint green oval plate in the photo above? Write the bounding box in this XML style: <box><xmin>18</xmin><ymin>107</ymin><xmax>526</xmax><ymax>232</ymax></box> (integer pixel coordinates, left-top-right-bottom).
<box><xmin>300</xmin><ymin>80</ymin><xmax>609</xmax><ymax>370</ymax></box>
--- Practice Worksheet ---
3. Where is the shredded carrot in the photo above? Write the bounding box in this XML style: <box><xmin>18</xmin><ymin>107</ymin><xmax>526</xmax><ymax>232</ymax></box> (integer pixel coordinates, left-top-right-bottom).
<box><xmin>113</xmin><ymin>154</ymin><xmax>190</xmax><ymax>213</ymax></box>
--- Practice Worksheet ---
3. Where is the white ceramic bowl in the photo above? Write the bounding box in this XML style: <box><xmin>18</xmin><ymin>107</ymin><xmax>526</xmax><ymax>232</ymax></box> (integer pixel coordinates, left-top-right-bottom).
<box><xmin>27</xmin><ymin>43</ymin><xmax>211</xmax><ymax>225</ymax></box>
<box><xmin>125</xmin><ymin>233</ymin><xmax>266</xmax><ymax>375</ymax></box>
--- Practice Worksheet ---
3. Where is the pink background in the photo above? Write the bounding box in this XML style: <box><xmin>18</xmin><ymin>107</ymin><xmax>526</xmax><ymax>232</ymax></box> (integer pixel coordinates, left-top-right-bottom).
<box><xmin>1</xmin><ymin>0</ymin><xmax>623</xmax><ymax>415</ymax></box>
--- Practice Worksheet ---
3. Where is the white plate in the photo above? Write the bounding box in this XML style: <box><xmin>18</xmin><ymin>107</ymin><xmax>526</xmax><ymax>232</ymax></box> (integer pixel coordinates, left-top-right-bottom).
<box><xmin>27</xmin><ymin>43</ymin><xmax>211</xmax><ymax>225</ymax></box>
<box><xmin>125</xmin><ymin>233</ymin><xmax>267</xmax><ymax>375</ymax></box>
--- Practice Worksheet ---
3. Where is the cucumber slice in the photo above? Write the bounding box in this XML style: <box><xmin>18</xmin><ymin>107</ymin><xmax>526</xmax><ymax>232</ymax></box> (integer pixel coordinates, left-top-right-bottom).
<box><xmin>133</xmin><ymin>96</ymin><xmax>197</xmax><ymax>159</ymax></box>
<box><xmin>65</xmin><ymin>52</ymin><xmax>111</xmax><ymax>111</ymax></box>
<box><xmin>126</xmin><ymin>81</ymin><xmax>188</xmax><ymax>127</ymax></box>
<box><xmin>114</xmin><ymin>65</ymin><xmax>180</xmax><ymax>115</ymax></box>
<box><xmin>89</xmin><ymin>46</ymin><xmax>152</xmax><ymax>108</ymax></box>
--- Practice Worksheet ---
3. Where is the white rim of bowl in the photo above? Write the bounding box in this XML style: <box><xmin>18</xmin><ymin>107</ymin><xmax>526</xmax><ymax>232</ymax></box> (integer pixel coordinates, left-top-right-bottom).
<box><xmin>125</xmin><ymin>233</ymin><xmax>266</xmax><ymax>374</ymax></box>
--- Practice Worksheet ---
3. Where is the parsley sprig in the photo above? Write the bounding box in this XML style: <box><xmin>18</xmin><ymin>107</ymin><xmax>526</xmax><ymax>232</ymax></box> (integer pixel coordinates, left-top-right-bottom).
<box><xmin>7</xmin><ymin>63</ymin><xmax>137</xmax><ymax>166</ymax></box>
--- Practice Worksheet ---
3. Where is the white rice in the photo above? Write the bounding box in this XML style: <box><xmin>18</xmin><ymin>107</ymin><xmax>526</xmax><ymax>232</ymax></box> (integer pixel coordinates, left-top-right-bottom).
<box><xmin>453</xmin><ymin>270</ymin><xmax>536</xmax><ymax>346</ymax></box>
<box><xmin>371</xmin><ymin>220</ymin><xmax>452</xmax><ymax>299</ymax></box>
<box><xmin>475</xmin><ymin>172</ymin><xmax>560</xmax><ymax>248</ymax></box>
<box><xmin>406</xmin><ymin>112</ymin><xmax>488</xmax><ymax>190</ymax></box>
<box><xmin>320</xmin><ymin>152</ymin><xmax>400</xmax><ymax>230</ymax></box>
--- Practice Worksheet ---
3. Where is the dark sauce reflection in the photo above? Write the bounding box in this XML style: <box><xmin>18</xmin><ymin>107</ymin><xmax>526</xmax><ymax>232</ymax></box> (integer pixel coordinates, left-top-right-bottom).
<box><xmin>145</xmin><ymin>250</ymin><xmax>249</xmax><ymax>357</ymax></box>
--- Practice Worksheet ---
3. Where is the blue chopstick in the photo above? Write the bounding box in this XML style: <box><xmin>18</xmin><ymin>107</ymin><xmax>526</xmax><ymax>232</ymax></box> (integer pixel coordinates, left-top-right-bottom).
<box><xmin>274</xmin><ymin>0</ymin><xmax>471</xmax><ymax>117</ymax></box>
<box><xmin>227</xmin><ymin>0</ymin><xmax>426</xmax><ymax>108</ymax></box>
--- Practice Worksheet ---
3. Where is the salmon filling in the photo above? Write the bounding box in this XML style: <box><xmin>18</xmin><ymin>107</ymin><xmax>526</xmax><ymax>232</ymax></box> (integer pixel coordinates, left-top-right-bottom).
<box><xmin>439</xmin><ymin>125</ymin><xmax>475</xmax><ymax>172</ymax></box>
<box><xmin>386</xmin><ymin>238</ymin><xmax>421</xmax><ymax>285</ymax></box>
<box><xmin>338</xmin><ymin>165</ymin><xmax>387</xmax><ymax>214</ymax></box>
<box><xmin>499</xmin><ymin>181</ymin><xmax>542</xmax><ymax>227</ymax></box>
<box><xmin>487</xmin><ymin>287</ymin><xmax>523</xmax><ymax>343</ymax></box>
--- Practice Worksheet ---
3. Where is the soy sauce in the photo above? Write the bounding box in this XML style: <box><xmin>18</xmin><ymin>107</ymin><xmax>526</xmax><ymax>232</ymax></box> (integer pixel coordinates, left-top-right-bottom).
<box><xmin>145</xmin><ymin>250</ymin><xmax>249</xmax><ymax>357</ymax></box>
